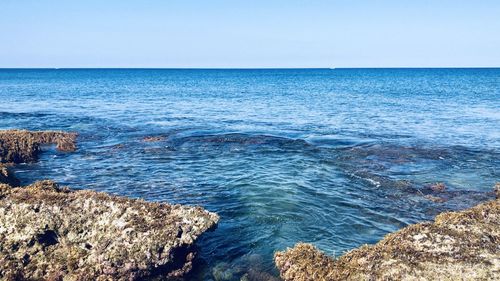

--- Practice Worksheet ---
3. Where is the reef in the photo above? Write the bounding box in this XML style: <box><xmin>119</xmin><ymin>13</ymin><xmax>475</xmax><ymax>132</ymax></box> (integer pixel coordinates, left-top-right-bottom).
<box><xmin>0</xmin><ymin>129</ymin><xmax>77</xmax><ymax>164</ymax></box>
<box><xmin>275</xmin><ymin>188</ymin><xmax>500</xmax><ymax>281</ymax></box>
<box><xmin>0</xmin><ymin>129</ymin><xmax>219</xmax><ymax>280</ymax></box>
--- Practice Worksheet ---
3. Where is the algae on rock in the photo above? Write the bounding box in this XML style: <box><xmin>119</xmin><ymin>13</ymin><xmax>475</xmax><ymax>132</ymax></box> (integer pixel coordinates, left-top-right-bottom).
<box><xmin>0</xmin><ymin>129</ymin><xmax>219</xmax><ymax>279</ymax></box>
<box><xmin>0</xmin><ymin>129</ymin><xmax>77</xmax><ymax>164</ymax></box>
<box><xmin>0</xmin><ymin>180</ymin><xmax>219</xmax><ymax>280</ymax></box>
<box><xmin>0</xmin><ymin>129</ymin><xmax>77</xmax><ymax>187</ymax></box>
<box><xmin>275</xmin><ymin>190</ymin><xmax>500</xmax><ymax>281</ymax></box>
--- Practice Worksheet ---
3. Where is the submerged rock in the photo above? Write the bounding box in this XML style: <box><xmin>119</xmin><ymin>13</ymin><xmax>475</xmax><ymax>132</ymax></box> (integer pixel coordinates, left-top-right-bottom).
<box><xmin>0</xmin><ymin>180</ymin><xmax>219</xmax><ymax>280</ymax></box>
<box><xmin>275</xmin><ymin>191</ymin><xmax>500</xmax><ymax>281</ymax></box>
<box><xmin>240</xmin><ymin>269</ymin><xmax>281</xmax><ymax>281</ymax></box>
<box><xmin>427</xmin><ymin>182</ymin><xmax>446</xmax><ymax>192</ymax></box>
<box><xmin>0</xmin><ymin>129</ymin><xmax>77</xmax><ymax>163</ymax></box>
<box><xmin>423</xmin><ymin>194</ymin><xmax>446</xmax><ymax>203</ymax></box>
<box><xmin>143</xmin><ymin>136</ymin><xmax>167</xmax><ymax>142</ymax></box>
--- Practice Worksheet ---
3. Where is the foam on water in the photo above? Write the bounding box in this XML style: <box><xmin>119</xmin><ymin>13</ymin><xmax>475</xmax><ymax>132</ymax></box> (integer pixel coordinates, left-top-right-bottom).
<box><xmin>0</xmin><ymin>68</ymin><xmax>499</xmax><ymax>280</ymax></box>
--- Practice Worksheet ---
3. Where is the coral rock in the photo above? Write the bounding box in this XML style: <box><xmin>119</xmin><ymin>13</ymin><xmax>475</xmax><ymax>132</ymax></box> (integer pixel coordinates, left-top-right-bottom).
<box><xmin>275</xmin><ymin>194</ymin><xmax>500</xmax><ymax>281</ymax></box>
<box><xmin>0</xmin><ymin>181</ymin><xmax>219</xmax><ymax>280</ymax></box>
<box><xmin>0</xmin><ymin>129</ymin><xmax>77</xmax><ymax>163</ymax></box>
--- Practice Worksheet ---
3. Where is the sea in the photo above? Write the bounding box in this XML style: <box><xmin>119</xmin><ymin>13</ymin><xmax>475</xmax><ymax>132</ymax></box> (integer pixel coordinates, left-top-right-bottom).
<box><xmin>0</xmin><ymin>68</ymin><xmax>499</xmax><ymax>280</ymax></box>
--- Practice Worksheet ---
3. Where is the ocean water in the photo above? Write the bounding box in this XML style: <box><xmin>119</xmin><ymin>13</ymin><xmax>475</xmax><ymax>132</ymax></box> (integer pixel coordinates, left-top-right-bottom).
<box><xmin>0</xmin><ymin>68</ymin><xmax>499</xmax><ymax>280</ymax></box>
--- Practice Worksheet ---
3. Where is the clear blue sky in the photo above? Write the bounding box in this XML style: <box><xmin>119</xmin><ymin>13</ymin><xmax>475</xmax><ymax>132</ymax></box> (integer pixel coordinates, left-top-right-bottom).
<box><xmin>1</xmin><ymin>0</ymin><xmax>499</xmax><ymax>68</ymax></box>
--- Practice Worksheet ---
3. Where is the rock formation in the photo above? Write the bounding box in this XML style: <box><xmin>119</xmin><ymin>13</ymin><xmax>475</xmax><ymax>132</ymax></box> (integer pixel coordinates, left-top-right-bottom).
<box><xmin>275</xmin><ymin>189</ymin><xmax>500</xmax><ymax>281</ymax></box>
<box><xmin>0</xmin><ymin>129</ymin><xmax>219</xmax><ymax>280</ymax></box>
<box><xmin>0</xmin><ymin>129</ymin><xmax>77</xmax><ymax>164</ymax></box>
<box><xmin>0</xmin><ymin>180</ymin><xmax>219</xmax><ymax>280</ymax></box>
<box><xmin>0</xmin><ymin>129</ymin><xmax>77</xmax><ymax>187</ymax></box>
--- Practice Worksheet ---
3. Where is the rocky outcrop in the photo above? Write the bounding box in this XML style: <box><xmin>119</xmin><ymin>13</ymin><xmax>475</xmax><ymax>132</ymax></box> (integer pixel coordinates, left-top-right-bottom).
<box><xmin>0</xmin><ymin>180</ymin><xmax>219</xmax><ymax>280</ymax></box>
<box><xmin>275</xmin><ymin>191</ymin><xmax>500</xmax><ymax>281</ymax></box>
<box><xmin>0</xmin><ymin>129</ymin><xmax>77</xmax><ymax>164</ymax></box>
<box><xmin>0</xmin><ymin>129</ymin><xmax>77</xmax><ymax>187</ymax></box>
<box><xmin>0</xmin><ymin>129</ymin><xmax>219</xmax><ymax>280</ymax></box>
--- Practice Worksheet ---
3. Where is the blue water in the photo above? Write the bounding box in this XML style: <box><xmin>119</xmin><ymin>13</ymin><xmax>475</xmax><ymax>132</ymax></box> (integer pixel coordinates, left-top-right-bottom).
<box><xmin>1</xmin><ymin>68</ymin><xmax>499</xmax><ymax>280</ymax></box>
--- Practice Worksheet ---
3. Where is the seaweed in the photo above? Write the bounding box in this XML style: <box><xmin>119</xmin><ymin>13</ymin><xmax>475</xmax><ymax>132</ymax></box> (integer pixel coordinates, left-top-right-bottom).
<box><xmin>0</xmin><ymin>180</ymin><xmax>219</xmax><ymax>280</ymax></box>
<box><xmin>0</xmin><ymin>129</ymin><xmax>219</xmax><ymax>280</ymax></box>
<box><xmin>275</xmin><ymin>186</ymin><xmax>500</xmax><ymax>281</ymax></box>
<box><xmin>0</xmin><ymin>129</ymin><xmax>77</xmax><ymax>164</ymax></box>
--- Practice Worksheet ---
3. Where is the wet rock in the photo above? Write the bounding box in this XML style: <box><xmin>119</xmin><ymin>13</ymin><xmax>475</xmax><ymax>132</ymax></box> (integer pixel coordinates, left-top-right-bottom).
<box><xmin>240</xmin><ymin>269</ymin><xmax>281</xmax><ymax>281</ymax></box>
<box><xmin>423</xmin><ymin>194</ymin><xmax>446</xmax><ymax>203</ymax></box>
<box><xmin>0</xmin><ymin>129</ymin><xmax>77</xmax><ymax>163</ymax></box>
<box><xmin>111</xmin><ymin>143</ymin><xmax>126</xmax><ymax>150</ymax></box>
<box><xmin>419</xmin><ymin>182</ymin><xmax>447</xmax><ymax>203</ymax></box>
<box><xmin>427</xmin><ymin>182</ymin><xmax>446</xmax><ymax>192</ymax></box>
<box><xmin>275</xmin><ymin>193</ymin><xmax>500</xmax><ymax>281</ymax></box>
<box><xmin>495</xmin><ymin>183</ymin><xmax>500</xmax><ymax>199</ymax></box>
<box><xmin>0</xmin><ymin>180</ymin><xmax>219</xmax><ymax>280</ymax></box>
<box><xmin>0</xmin><ymin>163</ymin><xmax>19</xmax><ymax>187</ymax></box>
<box><xmin>212</xmin><ymin>262</ymin><xmax>237</xmax><ymax>281</ymax></box>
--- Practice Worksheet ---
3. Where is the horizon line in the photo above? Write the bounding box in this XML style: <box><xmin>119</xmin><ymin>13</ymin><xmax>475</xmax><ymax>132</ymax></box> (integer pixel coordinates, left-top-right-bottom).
<box><xmin>1</xmin><ymin>67</ymin><xmax>499</xmax><ymax>70</ymax></box>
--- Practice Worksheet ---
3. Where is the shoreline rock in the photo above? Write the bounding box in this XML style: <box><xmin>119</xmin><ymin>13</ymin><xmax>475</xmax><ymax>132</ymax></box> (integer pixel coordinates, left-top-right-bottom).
<box><xmin>0</xmin><ymin>180</ymin><xmax>219</xmax><ymax>280</ymax></box>
<box><xmin>0</xmin><ymin>129</ymin><xmax>219</xmax><ymax>280</ymax></box>
<box><xmin>0</xmin><ymin>129</ymin><xmax>77</xmax><ymax>164</ymax></box>
<box><xmin>275</xmin><ymin>189</ymin><xmax>499</xmax><ymax>281</ymax></box>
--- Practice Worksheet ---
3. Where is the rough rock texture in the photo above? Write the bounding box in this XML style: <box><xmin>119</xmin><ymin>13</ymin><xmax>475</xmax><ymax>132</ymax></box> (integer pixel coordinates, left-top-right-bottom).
<box><xmin>0</xmin><ymin>180</ymin><xmax>219</xmax><ymax>280</ymax></box>
<box><xmin>0</xmin><ymin>163</ymin><xmax>19</xmax><ymax>187</ymax></box>
<box><xmin>0</xmin><ymin>129</ymin><xmax>77</xmax><ymax>164</ymax></box>
<box><xmin>275</xmin><ymin>194</ymin><xmax>500</xmax><ymax>281</ymax></box>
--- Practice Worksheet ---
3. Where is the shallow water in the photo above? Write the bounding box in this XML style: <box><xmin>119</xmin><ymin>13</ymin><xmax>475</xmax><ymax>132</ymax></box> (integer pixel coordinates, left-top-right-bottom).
<box><xmin>1</xmin><ymin>68</ymin><xmax>499</xmax><ymax>280</ymax></box>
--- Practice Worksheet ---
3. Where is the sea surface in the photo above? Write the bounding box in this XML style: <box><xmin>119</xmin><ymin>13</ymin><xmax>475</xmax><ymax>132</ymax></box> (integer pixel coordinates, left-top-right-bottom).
<box><xmin>1</xmin><ymin>68</ymin><xmax>499</xmax><ymax>280</ymax></box>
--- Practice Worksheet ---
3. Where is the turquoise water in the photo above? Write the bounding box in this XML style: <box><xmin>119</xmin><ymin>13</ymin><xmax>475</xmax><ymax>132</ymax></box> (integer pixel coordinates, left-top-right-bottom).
<box><xmin>0</xmin><ymin>68</ymin><xmax>499</xmax><ymax>280</ymax></box>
